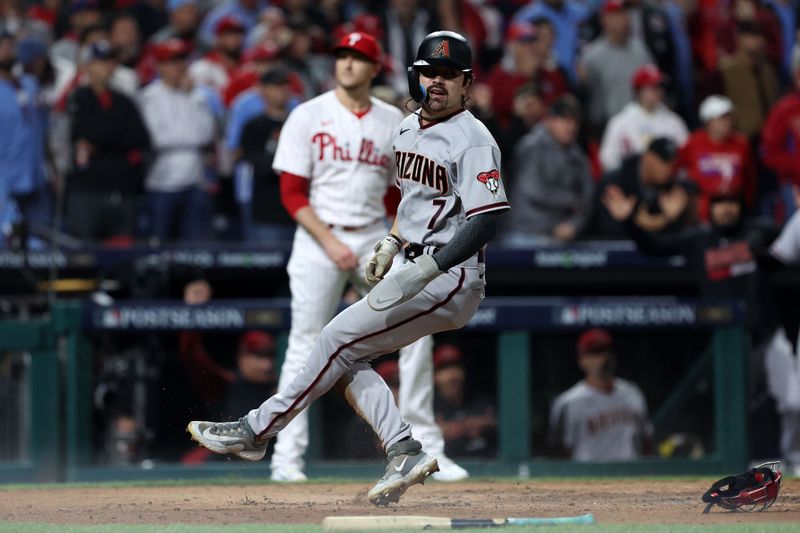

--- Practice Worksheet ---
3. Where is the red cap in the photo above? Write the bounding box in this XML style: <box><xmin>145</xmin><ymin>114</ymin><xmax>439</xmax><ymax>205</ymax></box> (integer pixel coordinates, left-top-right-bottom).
<box><xmin>577</xmin><ymin>328</ymin><xmax>614</xmax><ymax>353</ymax></box>
<box><xmin>506</xmin><ymin>22</ymin><xmax>539</xmax><ymax>42</ymax></box>
<box><xmin>603</xmin><ymin>0</ymin><xmax>628</xmax><ymax>14</ymax></box>
<box><xmin>216</xmin><ymin>15</ymin><xmax>245</xmax><ymax>36</ymax></box>
<box><xmin>632</xmin><ymin>64</ymin><xmax>663</xmax><ymax>90</ymax></box>
<box><xmin>332</xmin><ymin>31</ymin><xmax>382</xmax><ymax>63</ymax></box>
<box><xmin>374</xmin><ymin>359</ymin><xmax>400</xmax><ymax>383</ymax></box>
<box><xmin>154</xmin><ymin>39</ymin><xmax>191</xmax><ymax>61</ymax></box>
<box><xmin>239</xmin><ymin>331</ymin><xmax>276</xmax><ymax>356</ymax></box>
<box><xmin>243</xmin><ymin>41</ymin><xmax>280</xmax><ymax>63</ymax></box>
<box><xmin>433</xmin><ymin>344</ymin><xmax>463</xmax><ymax>370</ymax></box>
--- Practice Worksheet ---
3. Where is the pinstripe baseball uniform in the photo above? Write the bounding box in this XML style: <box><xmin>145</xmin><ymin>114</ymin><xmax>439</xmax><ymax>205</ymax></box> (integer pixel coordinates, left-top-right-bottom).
<box><xmin>268</xmin><ymin>90</ymin><xmax>447</xmax><ymax>476</ymax></box>
<box><xmin>245</xmin><ymin>107</ymin><xmax>510</xmax><ymax>452</ymax></box>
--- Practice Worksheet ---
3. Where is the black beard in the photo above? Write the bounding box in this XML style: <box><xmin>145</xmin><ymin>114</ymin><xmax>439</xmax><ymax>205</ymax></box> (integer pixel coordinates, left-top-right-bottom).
<box><xmin>0</xmin><ymin>59</ymin><xmax>15</xmax><ymax>72</ymax></box>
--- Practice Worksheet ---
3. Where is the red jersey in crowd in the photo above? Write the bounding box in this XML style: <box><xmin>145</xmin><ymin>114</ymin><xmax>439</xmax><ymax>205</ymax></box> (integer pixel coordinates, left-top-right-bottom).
<box><xmin>483</xmin><ymin>63</ymin><xmax>569</xmax><ymax>128</ymax></box>
<box><xmin>680</xmin><ymin>129</ymin><xmax>755</xmax><ymax>220</ymax></box>
<box><xmin>762</xmin><ymin>91</ymin><xmax>800</xmax><ymax>187</ymax></box>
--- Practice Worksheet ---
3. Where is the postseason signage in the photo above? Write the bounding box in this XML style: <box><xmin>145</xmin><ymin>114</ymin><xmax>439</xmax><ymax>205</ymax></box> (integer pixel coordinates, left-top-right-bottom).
<box><xmin>463</xmin><ymin>298</ymin><xmax>744</xmax><ymax>330</ymax></box>
<box><xmin>86</xmin><ymin>298</ymin><xmax>743</xmax><ymax>332</ymax></box>
<box><xmin>89</xmin><ymin>300</ymin><xmax>291</xmax><ymax>331</ymax></box>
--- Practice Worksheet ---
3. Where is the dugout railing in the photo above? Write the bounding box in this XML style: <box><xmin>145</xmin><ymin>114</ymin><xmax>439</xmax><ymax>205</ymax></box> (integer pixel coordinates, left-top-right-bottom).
<box><xmin>0</xmin><ymin>295</ymin><xmax>749</xmax><ymax>483</ymax></box>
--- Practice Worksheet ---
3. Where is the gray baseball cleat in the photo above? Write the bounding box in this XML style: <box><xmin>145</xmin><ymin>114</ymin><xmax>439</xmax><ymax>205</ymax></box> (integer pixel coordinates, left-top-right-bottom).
<box><xmin>368</xmin><ymin>438</ymin><xmax>439</xmax><ymax>506</ymax></box>
<box><xmin>187</xmin><ymin>416</ymin><xmax>268</xmax><ymax>461</ymax></box>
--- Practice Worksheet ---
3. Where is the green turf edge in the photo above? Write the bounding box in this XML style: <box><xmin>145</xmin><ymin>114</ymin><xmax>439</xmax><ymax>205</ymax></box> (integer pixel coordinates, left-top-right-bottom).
<box><xmin>1</xmin><ymin>524</ymin><xmax>799</xmax><ymax>533</ymax></box>
<box><xmin>0</xmin><ymin>475</ymin><xmax>742</xmax><ymax>491</ymax></box>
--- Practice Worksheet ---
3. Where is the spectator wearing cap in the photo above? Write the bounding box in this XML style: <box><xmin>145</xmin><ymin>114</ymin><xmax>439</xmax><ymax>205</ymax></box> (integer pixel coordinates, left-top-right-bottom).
<box><xmin>547</xmin><ymin>329</ymin><xmax>653</xmax><ymax>461</ymax></box>
<box><xmin>188</xmin><ymin>16</ymin><xmax>246</xmax><ymax>93</ymax></box>
<box><xmin>578</xmin><ymin>0</ymin><xmax>653</xmax><ymax>137</ymax></box>
<box><xmin>222</xmin><ymin>40</ymin><xmax>284</xmax><ymax>107</ymax></box>
<box><xmin>599</xmin><ymin>64</ymin><xmax>688</xmax><ymax>173</ymax></box>
<box><xmin>715</xmin><ymin>21</ymin><xmax>779</xmax><ymax>142</ymax></box>
<box><xmin>483</xmin><ymin>21</ymin><xmax>569</xmax><ymax>129</ymax></box>
<box><xmin>433</xmin><ymin>345</ymin><xmax>497</xmax><ymax>458</ymax></box>
<box><xmin>138</xmin><ymin>38</ymin><xmax>216</xmax><ymax>243</ymax></box>
<box><xmin>64</xmin><ymin>40</ymin><xmax>150</xmax><ymax>242</ymax></box>
<box><xmin>679</xmin><ymin>95</ymin><xmax>755</xmax><ymax>222</ymax></box>
<box><xmin>199</xmin><ymin>0</ymin><xmax>269</xmax><ymax>49</ymax></box>
<box><xmin>140</xmin><ymin>0</ymin><xmax>201</xmax><ymax>85</ymax></box>
<box><xmin>763</xmin><ymin>50</ymin><xmax>800</xmax><ymax>220</ymax></box>
<box><xmin>380</xmin><ymin>0</ymin><xmax>435</xmax><ymax>95</ymax></box>
<box><xmin>589</xmin><ymin>137</ymin><xmax>693</xmax><ymax>238</ymax></box>
<box><xmin>505</xmin><ymin>95</ymin><xmax>593</xmax><ymax>247</ymax></box>
<box><xmin>237</xmin><ymin>68</ymin><xmax>296</xmax><ymax>243</ymax></box>
<box><xmin>513</xmin><ymin>0</ymin><xmax>593</xmax><ymax>83</ymax></box>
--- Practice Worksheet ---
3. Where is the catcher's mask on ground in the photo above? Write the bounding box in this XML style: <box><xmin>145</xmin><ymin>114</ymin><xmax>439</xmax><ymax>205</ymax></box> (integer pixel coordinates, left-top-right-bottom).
<box><xmin>701</xmin><ymin>461</ymin><xmax>782</xmax><ymax>513</ymax></box>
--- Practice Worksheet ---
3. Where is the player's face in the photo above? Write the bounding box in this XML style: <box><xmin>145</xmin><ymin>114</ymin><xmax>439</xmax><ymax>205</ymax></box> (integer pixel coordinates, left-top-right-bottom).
<box><xmin>418</xmin><ymin>64</ymin><xmax>469</xmax><ymax>116</ymax></box>
<box><xmin>335</xmin><ymin>50</ymin><xmax>379</xmax><ymax>90</ymax></box>
<box><xmin>578</xmin><ymin>350</ymin><xmax>614</xmax><ymax>379</ymax></box>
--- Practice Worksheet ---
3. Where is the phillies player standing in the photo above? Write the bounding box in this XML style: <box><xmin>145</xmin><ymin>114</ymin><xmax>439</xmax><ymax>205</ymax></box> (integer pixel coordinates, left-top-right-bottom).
<box><xmin>263</xmin><ymin>31</ymin><xmax>466</xmax><ymax>482</ymax></box>
<box><xmin>188</xmin><ymin>30</ymin><xmax>509</xmax><ymax>505</ymax></box>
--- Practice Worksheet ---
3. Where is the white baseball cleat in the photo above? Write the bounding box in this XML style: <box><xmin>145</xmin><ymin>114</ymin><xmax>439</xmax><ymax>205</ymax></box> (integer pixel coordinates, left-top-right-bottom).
<box><xmin>186</xmin><ymin>417</ymin><xmax>268</xmax><ymax>461</ymax></box>
<box><xmin>271</xmin><ymin>465</ymin><xmax>308</xmax><ymax>482</ymax></box>
<box><xmin>431</xmin><ymin>455</ymin><xmax>469</xmax><ymax>481</ymax></box>
<box><xmin>368</xmin><ymin>438</ymin><xmax>439</xmax><ymax>506</ymax></box>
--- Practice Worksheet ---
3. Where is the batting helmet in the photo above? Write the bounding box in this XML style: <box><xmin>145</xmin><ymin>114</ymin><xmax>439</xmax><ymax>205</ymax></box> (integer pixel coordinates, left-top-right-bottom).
<box><xmin>701</xmin><ymin>461</ymin><xmax>782</xmax><ymax>513</ymax></box>
<box><xmin>407</xmin><ymin>31</ymin><xmax>472</xmax><ymax>103</ymax></box>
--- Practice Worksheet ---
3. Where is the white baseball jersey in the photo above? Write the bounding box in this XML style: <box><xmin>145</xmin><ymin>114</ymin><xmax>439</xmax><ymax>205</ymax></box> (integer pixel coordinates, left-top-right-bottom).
<box><xmin>272</xmin><ymin>91</ymin><xmax>403</xmax><ymax>227</ymax></box>
<box><xmin>771</xmin><ymin>210</ymin><xmax>800</xmax><ymax>264</ymax></box>
<box><xmin>549</xmin><ymin>378</ymin><xmax>652</xmax><ymax>462</ymax></box>
<box><xmin>392</xmin><ymin>109</ymin><xmax>510</xmax><ymax>247</ymax></box>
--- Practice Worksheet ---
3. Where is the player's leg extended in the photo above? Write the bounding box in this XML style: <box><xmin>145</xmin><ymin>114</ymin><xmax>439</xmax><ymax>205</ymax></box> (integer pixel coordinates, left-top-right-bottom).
<box><xmin>246</xmin><ymin>268</ymin><xmax>480</xmax><ymax>439</ymax></box>
<box><xmin>271</xmin><ymin>229</ymin><xmax>348</xmax><ymax>480</ymax></box>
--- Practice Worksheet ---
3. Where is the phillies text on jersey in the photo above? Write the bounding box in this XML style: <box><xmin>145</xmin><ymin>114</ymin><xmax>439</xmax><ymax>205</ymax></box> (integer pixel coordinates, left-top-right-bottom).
<box><xmin>273</xmin><ymin>91</ymin><xmax>403</xmax><ymax>227</ymax></box>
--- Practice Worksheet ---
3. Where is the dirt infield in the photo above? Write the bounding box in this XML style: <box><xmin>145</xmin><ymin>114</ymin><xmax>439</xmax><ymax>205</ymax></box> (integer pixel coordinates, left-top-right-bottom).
<box><xmin>1</xmin><ymin>479</ymin><xmax>798</xmax><ymax>526</ymax></box>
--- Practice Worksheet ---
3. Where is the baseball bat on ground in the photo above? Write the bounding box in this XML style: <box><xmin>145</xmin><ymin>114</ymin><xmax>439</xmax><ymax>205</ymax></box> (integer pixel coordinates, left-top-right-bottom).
<box><xmin>321</xmin><ymin>513</ymin><xmax>595</xmax><ymax>530</ymax></box>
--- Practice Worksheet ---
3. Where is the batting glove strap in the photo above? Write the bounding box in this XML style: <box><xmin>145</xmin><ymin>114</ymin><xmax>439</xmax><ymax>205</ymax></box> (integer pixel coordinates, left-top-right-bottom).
<box><xmin>365</xmin><ymin>235</ymin><xmax>402</xmax><ymax>287</ymax></box>
<box><xmin>367</xmin><ymin>254</ymin><xmax>442</xmax><ymax>311</ymax></box>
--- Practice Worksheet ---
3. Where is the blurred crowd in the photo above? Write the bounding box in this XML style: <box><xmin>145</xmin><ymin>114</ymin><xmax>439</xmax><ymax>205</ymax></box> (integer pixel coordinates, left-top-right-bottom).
<box><xmin>2</xmin><ymin>0</ymin><xmax>800</xmax><ymax>246</ymax></box>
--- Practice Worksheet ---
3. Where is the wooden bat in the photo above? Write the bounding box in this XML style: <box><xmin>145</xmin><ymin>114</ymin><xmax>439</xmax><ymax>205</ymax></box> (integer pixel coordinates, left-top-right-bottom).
<box><xmin>322</xmin><ymin>513</ymin><xmax>595</xmax><ymax>531</ymax></box>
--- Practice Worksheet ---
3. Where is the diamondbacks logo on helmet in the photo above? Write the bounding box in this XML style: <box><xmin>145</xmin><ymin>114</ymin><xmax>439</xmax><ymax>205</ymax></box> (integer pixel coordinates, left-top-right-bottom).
<box><xmin>477</xmin><ymin>170</ymin><xmax>500</xmax><ymax>195</ymax></box>
<box><xmin>432</xmin><ymin>40</ymin><xmax>450</xmax><ymax>58</ymax></box>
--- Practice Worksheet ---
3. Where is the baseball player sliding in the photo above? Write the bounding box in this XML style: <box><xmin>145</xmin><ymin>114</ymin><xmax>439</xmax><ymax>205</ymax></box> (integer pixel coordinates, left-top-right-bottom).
<box><xmin>265</xmin><ymin>31</ymin><xmax>465</xmax><ymax>482</ymax></box>
<box><xmin>188</xmin><ymin>30</ymin><xmax>510</xmax><ymax>505</ymax></box>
